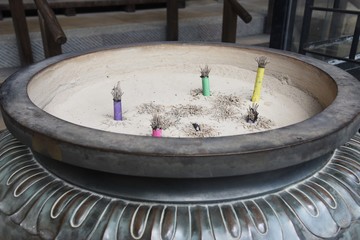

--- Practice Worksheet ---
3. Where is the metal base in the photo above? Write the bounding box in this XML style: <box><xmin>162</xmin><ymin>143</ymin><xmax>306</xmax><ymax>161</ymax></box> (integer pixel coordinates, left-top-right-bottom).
<box><xmin>0</xmin><ymin>130</ymin><xmax>359</xmax><ymax>239</ymax></box>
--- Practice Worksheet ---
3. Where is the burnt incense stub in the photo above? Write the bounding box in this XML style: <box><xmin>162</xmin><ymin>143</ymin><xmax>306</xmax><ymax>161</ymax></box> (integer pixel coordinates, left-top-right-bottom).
<box><xmin>200</xmin><ymin>65</ymin><xmax>211</xmax><ymax>78</ymax></box>
<box><xmin>150</xmin><ymin>114</ymin><xmax>167</xmax><ymax>130</ymax></box>
<box><xmin>255</xmin><ymin>56</ymin><xmax>270</xmax><ymax>68</ymax></box>
<box><xmin>111</xmin><ymin>81</ymin><xmax>124</xmax><ymax>101</ymax></box>
<box><xmin>246</xmin><ymin>103</ymin><xmax>259</xmax><ymax>123</ymax></box>
<box><xmin>192</xmin><ymin>123</ymin><xmax>201</xmax><ymax>131</ymax></box>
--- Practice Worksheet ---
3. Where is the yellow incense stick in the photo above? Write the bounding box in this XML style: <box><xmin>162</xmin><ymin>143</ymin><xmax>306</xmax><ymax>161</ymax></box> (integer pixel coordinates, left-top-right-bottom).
<box><xmin>251</xmin><ymin>56</ymin><xmax>269</xmax><ymax>102</ymax></box>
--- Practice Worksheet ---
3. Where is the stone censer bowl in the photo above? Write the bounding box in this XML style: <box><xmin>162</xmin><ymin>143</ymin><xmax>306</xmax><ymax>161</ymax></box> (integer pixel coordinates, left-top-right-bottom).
<box><xmin>0</xmin><ymin>43</ymin><xmax>359</xmax><ymax>239</ymax></box>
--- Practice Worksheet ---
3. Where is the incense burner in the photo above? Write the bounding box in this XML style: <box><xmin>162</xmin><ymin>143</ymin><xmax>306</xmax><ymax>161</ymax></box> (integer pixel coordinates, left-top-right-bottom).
<box><xmin>0</xmin><ymin>43</ymin><xmax>359</xmax><ymax>239</ymax></box>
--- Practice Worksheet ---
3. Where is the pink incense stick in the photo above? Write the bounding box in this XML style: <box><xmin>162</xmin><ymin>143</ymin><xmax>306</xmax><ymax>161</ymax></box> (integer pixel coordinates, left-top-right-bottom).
<box><xmin>152</xmin><ymin>129</ymin><xmax>162</xmax><ymax>137</ymax></box>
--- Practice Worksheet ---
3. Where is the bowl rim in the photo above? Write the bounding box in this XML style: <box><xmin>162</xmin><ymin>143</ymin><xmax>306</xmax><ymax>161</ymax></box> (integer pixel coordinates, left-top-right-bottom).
<box><xmin>1</xmin><ymin>42</ymin><xmax>360</xmax><ymax>178</ymax></box>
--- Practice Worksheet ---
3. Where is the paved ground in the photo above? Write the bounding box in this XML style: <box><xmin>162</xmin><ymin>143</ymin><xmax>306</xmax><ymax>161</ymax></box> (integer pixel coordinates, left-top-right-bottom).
<box><xmin>0</xmin><ymin>0</ymin><xmax>269</xmax><ymax>35</ymax></box>
<box><xmin>0</xmin><ymin>0</ymin><xmax>270</xmax><ymax>68</ymax></box>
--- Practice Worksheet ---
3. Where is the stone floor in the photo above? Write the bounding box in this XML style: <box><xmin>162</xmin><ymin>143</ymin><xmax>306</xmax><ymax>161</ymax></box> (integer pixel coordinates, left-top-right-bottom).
<box><xmin>0</xmin><ymin>0</ymin><xmax>270</xmax><ymax>68</ymax></box>
<box><xmin>0</xmin><ymin>0</ymin><xmax>269</xmax><ymax>35</ymax></box>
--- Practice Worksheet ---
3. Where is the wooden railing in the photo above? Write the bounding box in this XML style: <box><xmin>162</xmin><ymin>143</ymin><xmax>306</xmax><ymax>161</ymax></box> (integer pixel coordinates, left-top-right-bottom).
<box><xmin>9</xmin><ymin>0</ymin><xmax>252</xmax><ymax>66</ymax></box>
<box><xmin>167</xmin><ymin>0</ymin><xmax>253</xmax><ymax>43</ymax></box>
<box><xmin>34</xmin><ymin>0</ymin><xmax>67</xmax><ymax>58</ymax></box>
<box><xmin>8</xmin><ymin>0</ymin><xmax>34</xmax><ymax>66</ymax></box>
<box><xmin>222</xmin><ymin>0</ymin><xmax>252</xmax><ymax>43</ymax></box>
<box><xmin>166</xmin><ymin>0</ymin><xmax>178</xmax><ymax>41</ymax></box>
<box><xmin>9</xmin><ymin>0</ymin><xmax>67</xmax><ymax>66</ymax></box>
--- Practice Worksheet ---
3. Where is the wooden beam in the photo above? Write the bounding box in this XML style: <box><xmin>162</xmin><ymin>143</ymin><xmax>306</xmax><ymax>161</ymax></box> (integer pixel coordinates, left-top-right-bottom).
<box><xmin>34</xmin><ymin>0</ymin><xmax>67</xmax><ymax>45</ymax></box>
<box><xmin>222</xmin><ymin>0</ymin><xmax>252</xmax><ymax>43</ymax></box>
<box><xmin>8</xmin><ymin>0</ymin><xmax>33</xmax><ymax>66</ymax></box>
<box><xmin>166</xmin><ymin>0</ymin><xmax>178</xmax><ymax>41</ymax></box>
<box><xmin>222</xmin><ymin>0</ymin><xmax>238</xmax><ymax>43</ymax></box>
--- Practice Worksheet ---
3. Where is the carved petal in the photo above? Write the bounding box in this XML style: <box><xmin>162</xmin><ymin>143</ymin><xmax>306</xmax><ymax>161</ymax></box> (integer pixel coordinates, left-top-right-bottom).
<box><xmin>0</xmin><ymin>130</ymin><xmax>359</xmax><ymax>240</ymax></box>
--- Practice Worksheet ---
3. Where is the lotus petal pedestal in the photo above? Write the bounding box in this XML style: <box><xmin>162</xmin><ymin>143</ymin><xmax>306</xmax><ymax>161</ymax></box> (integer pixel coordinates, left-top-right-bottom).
<box><xmin>0</xmin><ymin>130</ymin><xmax>359</xmax><ymax>239</ymax></box>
